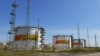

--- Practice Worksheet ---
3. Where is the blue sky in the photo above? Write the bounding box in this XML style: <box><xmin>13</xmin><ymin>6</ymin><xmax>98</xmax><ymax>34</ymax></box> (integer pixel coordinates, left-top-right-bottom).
<box><xmin>1</xmin><ymin>0</ymin><xmax>100</xmax><ymax>47</ymax></box>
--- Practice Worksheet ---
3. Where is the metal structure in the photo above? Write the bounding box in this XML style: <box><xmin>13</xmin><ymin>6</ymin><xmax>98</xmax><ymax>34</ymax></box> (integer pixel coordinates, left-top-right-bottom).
<box><xmin>25</xmin><ymin>0</ymin><xmax>30</xmax><ymax>26</ymax></box>
<box><xmin>24</xmin><ymin>0</ymin><xmax>31</xmax><ymax>51</ymax></box>
<box><xmin>87</xmin><ymin>29</ymin><xmax>90</xmax><ymax>47</ymax></box>
<box><xmin>38</xmin><ymin>18</ymin><xmax>40</xmax><ymax>27</ymax></box>
<box><xmin>8</xmin><ymin>0</ymin><xmax>18</xmax><ymax>44</ymax></box>
<box><xmin>77</xmin><ymin>23</ymin><xmax>81</xmax><ymax>49</ymax></box>
<box><xmin>94</xmin><ymin>35</ymin><xmax>98</xmax><ymax>48</ymax></box>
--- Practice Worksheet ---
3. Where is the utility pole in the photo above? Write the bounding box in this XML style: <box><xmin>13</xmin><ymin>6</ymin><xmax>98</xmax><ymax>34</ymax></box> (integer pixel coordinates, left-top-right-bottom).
<box><xmin>94</xmin><ymin>35</ymin><xmax>98</xmax><ymax>48</ymax></box>
<box><xmin>77</xmin><ymin>23</ymin><xmax>80</xmax><ymax>49</ymax></box>
<box><xmin>38</xmin><ymin>18</ymin><xmax>40</xmax><ymax>27</ymax></box>
<box><xmin>87</xmin><ymin>29</ymin><xmax>90</xmax><ymax>47</ymax></box>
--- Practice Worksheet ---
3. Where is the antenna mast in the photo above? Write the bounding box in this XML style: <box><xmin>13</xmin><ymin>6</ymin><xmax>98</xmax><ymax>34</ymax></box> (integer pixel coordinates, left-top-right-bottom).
<box><xmin>25</xmin><ymin>0</ymin><xmax>31</xmax><ymax>51</ymax></box>
<box><xmin>26</xmin><ymin>0</ymin><xmax>30</xmax><ymax>27</ymax></box>
<box><xmin>77</xmin><ymin>23</ymin><xmax>80</xmax><ymax>49</ymax></box>
<box><xmin>87</xmin><ymin>29</ymin><xmax>90</xmax><ymax>47</ymax></box>
<box><xmin>38</xmin><ymin>18</ymin><xmax>40</xmax><ymax>27</ymax></box>
<box><xmin>94</xmin><ymin>35</ymin><xmax>98</xmax><ymax>48</ymax></box>
<box><xmin>9</xmin><ymin>0</ymin><xmax>18</xmax><ymax>41</ymax></box>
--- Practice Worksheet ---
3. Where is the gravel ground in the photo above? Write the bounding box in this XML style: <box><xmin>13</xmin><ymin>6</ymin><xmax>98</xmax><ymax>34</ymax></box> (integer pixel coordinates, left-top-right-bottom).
<box><xmin>31</xmin><ymin>53</ymin><xmax>82</xmax><ymax>56</ymax></box>
<box><xmin>75</xmin><ymin>52</ymin><xmax>100</xmax><ymax>56</ymax></box>
<box><xmin>31</xmin><ymin>52</ymin><xmax>100</xmax><ymax>56</ymax></box>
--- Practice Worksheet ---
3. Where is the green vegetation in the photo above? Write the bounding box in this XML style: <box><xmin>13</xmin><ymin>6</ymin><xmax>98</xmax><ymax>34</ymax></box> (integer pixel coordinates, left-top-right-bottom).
<box><xmin>0</xmin><ymin>50</ymin><xmax>32</xmax><ymax>56</ymax></box>
<box><xmin>0</xmin><ymin>47</ymin><xmax>100</xmax><ymax>56</ymax></box>
<box><xmin>57</xmin><ymin>48</ymin><xmax>100</xmax><ymax>53</ymax></box>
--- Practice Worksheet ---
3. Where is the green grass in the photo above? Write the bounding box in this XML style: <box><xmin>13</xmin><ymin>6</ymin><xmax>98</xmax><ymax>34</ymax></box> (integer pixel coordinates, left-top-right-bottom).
<box><xmin>0</xmin><ymin>48</ymin><xmax>100</xmax><ymax>56</ymax></box>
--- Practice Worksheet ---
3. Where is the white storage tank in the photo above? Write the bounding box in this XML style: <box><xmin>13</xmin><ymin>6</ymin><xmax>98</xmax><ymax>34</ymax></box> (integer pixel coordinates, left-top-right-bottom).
<box><xmin>12</xmin><ymin>26</ymin><xmax>45</xmax><ymax>50</ymax></box>
<box><xmin>53</xmin><ymin>35</ymin><xmax>73</xmax><ymax>51</ymax></box>
<box><xmin>72</xmin><ymin>39</ymin><xmax>86</xmax><ymax>48</ymax></box>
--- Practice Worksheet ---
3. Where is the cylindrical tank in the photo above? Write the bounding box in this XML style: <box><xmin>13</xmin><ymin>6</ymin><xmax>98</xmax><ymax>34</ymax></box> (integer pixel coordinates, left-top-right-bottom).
<box><xmin>72</xmin><ymin>39</ymin><xmax>86</xmax><ymax>48</ymax></box>
<box><xmin>12</xmin><ymin>26</ymin><xmax>45</xmax><ymax>50</ymax></box>
<box><xmin>14</xmin><ymin>27</ymin><xmax>39</xmax><ymax>41</ymax></box>
<box><xmin>53</xmin><ymin>35</ymin><xmax>73</xmax><ymax>51</ymax></box>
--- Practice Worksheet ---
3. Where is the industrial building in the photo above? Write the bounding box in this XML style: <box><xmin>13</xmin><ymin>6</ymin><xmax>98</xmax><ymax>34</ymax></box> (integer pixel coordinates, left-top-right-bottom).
<box><xmin>53</xmin><ymin>35</ymin><xmax>86</xmax><ymax>51</ymax></box>
<box><xmin>72</xmin><ymin>39</ymin><xmax>86</xmax><ymax>49</ymax></box>
<box><xmin>12</xmin><ymin>26</ymin><xmax>45</xmax><ymax>50</ymax></box>
<box><xmin>53</xmin><ymin>35</ymin><xmax>73</xmax><ymax>51</ymax></box>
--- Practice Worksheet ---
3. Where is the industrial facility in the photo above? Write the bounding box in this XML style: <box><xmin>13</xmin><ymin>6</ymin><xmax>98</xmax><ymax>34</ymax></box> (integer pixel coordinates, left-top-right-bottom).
<box><xmin>53</xmin><ymin>35</ymin><xmax>86</xmax><ymax>51</ymax></box>
<box><xmin>8</xmin><ymin>0</ymin><xmax>45</xmax><ymax>50</ymax></box>
<box><xmin>1</xmin><ymin>0</ymin><xmax>100</xmax><ymax>56</ymax></box>
<box><xmin>7</xmin><ymin>0</ymin><xmax>87</xmax><ymax>51</ymax></box>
